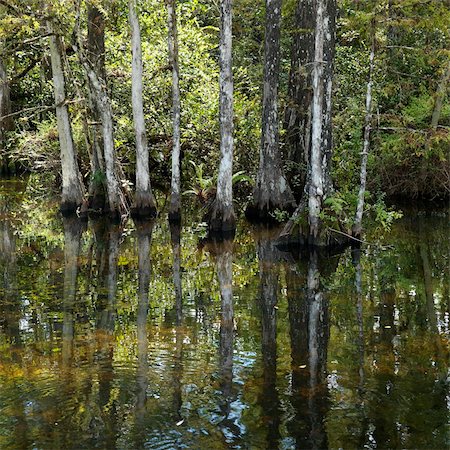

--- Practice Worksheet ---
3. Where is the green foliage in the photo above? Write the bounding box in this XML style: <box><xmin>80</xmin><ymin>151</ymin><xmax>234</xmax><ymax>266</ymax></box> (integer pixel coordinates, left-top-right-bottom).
<box><xmin>270</xmin><ymin>208</ymin><xmax>290</xmax><ymax>223</ymax></box>
<box><xmin>368</xmin><ymin>195</ymin><xmax>403</xmax><ymax>232</ymax></box>
<box><xmin>183</xmin><ymin>160</ymin><xmax>253</xmax><ymax>204</ymax></box>
<box><xmin>182</xmin><ymin>160</ymin><xmax>215</xmax><ymax>203</ymax></box>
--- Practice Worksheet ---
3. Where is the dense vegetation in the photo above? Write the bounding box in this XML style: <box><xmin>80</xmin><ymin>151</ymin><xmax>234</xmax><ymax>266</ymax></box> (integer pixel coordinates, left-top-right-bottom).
<box><xmin>0</xmin><ymin>0</ymin><xmax>449</xmax><ymax>222</ymax></box>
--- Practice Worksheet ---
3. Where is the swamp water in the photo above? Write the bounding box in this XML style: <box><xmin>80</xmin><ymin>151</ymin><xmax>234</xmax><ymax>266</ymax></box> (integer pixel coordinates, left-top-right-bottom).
<box><xmin>0</xmin><ymin>178</ymin><xmax>448</xmax><ymax>449</ymax></box>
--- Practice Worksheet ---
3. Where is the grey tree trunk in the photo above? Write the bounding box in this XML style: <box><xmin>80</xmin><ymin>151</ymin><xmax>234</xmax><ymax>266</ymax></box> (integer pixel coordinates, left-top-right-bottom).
<box><xmin>0</xmin><ymin>55</ymin><xmax>13</xmax><ymax>147</ymax></box>
<box><xmin>308</xmin><ymin>0</ymin><xmax>326</xmax><ymax>241</ymax></box>
<box><xmin>353</xmin><ymin>29</ymin><xmax>375</xmax><ymax>238</ymax></box>
<box><xmin>73</xmin><ymin>29</ymin><xmax>122</xmax><ymax>218</ymax></box>
<box><xmin>167</xmin><ymin>0</ymin><xmax>182</xmax><ymax>223</ymax></box>
<box><xmin>129</xmin><ymin>0</ymin><xmax>157</xmax><ymax>218</ymax></box>
<box><xmin>247</xmin><ymin>0</ymin><xmax>296</xmax><ymax>221</ymax></box>
<box><xmin>87</xmin><ymin>4</ymin><xmax>106</xmax><ymax>210</ymax></box>
<box><xmin>284</xmin><ymin>0</ymin><xmax>316</xmax><ymax>196</ymax></box>
<box><xmin>279</xmin><ymin>0</ymin><xmax>337</xmax><ymax>246</ymax></box>
<box><xmin>48</xmin><ymin>26</ymin><xmax>85</xmax><ymax>214</ymax></box>
<box><xmin>321</xmin><ymin>0</ymin><xmax>336</xmax><ymax>194</ymax></box>
<box><xmin>210</xmin><ymin>0</ymin><xmax>236</xmax><ymax>233</ymax></box>
<box><xmin>431</xmin><ymin>60</ymin><xmax>450</xmax><ymax>129</ymax></box>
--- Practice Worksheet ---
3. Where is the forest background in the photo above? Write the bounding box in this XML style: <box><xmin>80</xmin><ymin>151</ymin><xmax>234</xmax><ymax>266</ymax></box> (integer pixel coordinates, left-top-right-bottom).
<box><xmin>1</xmin><ymin>0</ymin><xmax>449</xmax><ymax>226</ymax></box>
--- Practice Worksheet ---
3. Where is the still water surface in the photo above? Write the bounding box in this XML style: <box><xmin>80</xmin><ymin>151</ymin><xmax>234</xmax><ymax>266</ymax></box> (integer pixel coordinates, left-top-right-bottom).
<box><xmin>0</xmin><ymin>178</ymin><xmax>448</xmax><ymax>449</ymax></box>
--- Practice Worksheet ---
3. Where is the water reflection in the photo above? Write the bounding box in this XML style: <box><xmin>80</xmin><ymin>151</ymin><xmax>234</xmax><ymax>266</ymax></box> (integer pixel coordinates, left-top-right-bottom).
<box><xmin>0</xmin><ymin>179</ymin><xmax>448</xmax><ymax>449</ymax></box>
<box><xmin>286</xmin><ymin>249</ymin><xmax>339</xmax><ymax>450</ymax></box>
<box><xmin>255</xmin><ymin>228</ymin><xmax>281</xmax><ymax>448</ymax></box>
<box><xmin>133</xmin><ymin>220</ymin><xmax>154</xmax><ymax>445</ymax></box>
<box><xmin>209</xmin><ymin>238</ymin><xmax>237</xmax><ymax>441</ymax></box>
<box><xmin>169</xmin><ymin>223</ymin><xmax>183</xmax><ymax>424</ymax></box>
<box><xmin>61</xmin><ymin>216</ymin><xmax>85</xmax><ymax>367</ymax></box>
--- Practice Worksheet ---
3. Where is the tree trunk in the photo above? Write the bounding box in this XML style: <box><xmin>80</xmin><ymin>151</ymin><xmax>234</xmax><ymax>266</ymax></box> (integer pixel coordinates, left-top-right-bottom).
<box><xmin>87</xmin><ymin>4</ymin><xmax>106</xmax><ymax>210</ymax></box>
<box><xmin>0</xmin><ymin>55</ymin><xmax>13</xmax><ymax>156</ymax></box>
<box><xmin>246</xmin><ymin>0</ymin><xmax>296</xmax><ymax>221</ymax></box>
<box><xmin>308</xmin><ymin>0</ymin><xmax>326</xmax><ymax>241</ymax></box>
<box><xmin>210</xmin><ymin>0</ymin><xmax>236</xmax><ymax>233</ymax></box>
<box><xmin>284</xmin><ymin>0</ymin><xmax>316</xmax><ymax>197</ymax></box>
<box><xmin>430</xmin><ymin>60</ymin><xmax>450</xmax><ymax>129</ymax></box>
<box><xmin>321</xmin><ymin>0</ymin><xmax>336</xmax><ymax>194</ymax></box>
<box><xmin>73</xmin><ymin>29</ymin><xmax>122</xmax><ymax>219</ymax></box>
<box><xmin>167</xmin><ymin>0</ymin><xmax>182</xmax><ymax>223</ymax></box>
<box><xmin>279</xmin><ymin>1</ymin><xmax>340</xmax><ymax>247</ymax></box>
<box><xmin>48</xmin><ymin>26</ymin><xmax>85</xmax><ymax>214</ymax></box>
<box><xmin>353</xmin><ymin>27</ymin><xmax>375</xmax><ymax>238</ymax></box>
<box><xmin>129</xmin><ymin>0</ymin><xmax>157</xmax><ymax>218</ymax></box>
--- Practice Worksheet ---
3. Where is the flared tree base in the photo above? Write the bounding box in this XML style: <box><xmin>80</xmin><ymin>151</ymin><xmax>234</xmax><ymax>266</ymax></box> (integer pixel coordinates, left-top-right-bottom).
<box><xmin>60</xmin><ymin>199</ymin><xmax>82</xmax><ymax>217</ymax></box>
<box><xmin>276</xmin><ymin>227</ymin><xmax>351</xmax><ymax>251</ymax></box>
<box><xmin>208</xmin><ymin>201</ymin><xmax>236</xmax><ymax>237</ymax></box>
<box><xmin>168</xmin><ymin>209</ymin><xmax>181</xmax><ymax>224</ymax></box>
<box><xmin>245</xmin><ymin>200</ymin><xmax>296</xmax><ymax>224</ymax></box>
<box><xmin>168</xmin><ymin>195</ymin><xmax>181</xmax><ymax>224</ymax></box>
<box><xmin>131</xmin><ymin>191</ymin><xmax>157</xmax><ymax>220</ymax></box>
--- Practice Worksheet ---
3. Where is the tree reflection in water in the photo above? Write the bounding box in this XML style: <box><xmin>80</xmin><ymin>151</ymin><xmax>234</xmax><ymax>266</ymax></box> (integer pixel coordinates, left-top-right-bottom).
<box><xmin>170</xmin><ymin>223</ymin><xmax>183</xmax><ymax>423</ymax></box>
<box><xmin>208</xmin><ymin>238</ymin><xmax>241</xmax><ymax>442</ymax></box>
<box><xmin>255</xmin><ymin>226</ymin><xmax>282</xmax><ymax>448</ymax></box>
<box><xmin>0</xmin><ymin>178</ymin><xmax>448</xmax><ymax>448</ymax></box>
<box><xmin>0</xmin><ymin>179</ymin><xmax>30</xmax><ymax>448</ymax></box>
<box><xmin>134</xmin><ymin>219</ymin><xmax>154</xmax><ymax>444</ymax></box>
<box><xmin>90</xmin><ymin>218</ymin><xmax>122</xmax><ymax>446</ymax></box>
<box><xmin>286</xmin><ymin>248</ymin><xmax>339</xmax><ymax>450</ymax></box>
<box><xmin>61</xmin><ymin>216</ymin><xmax>85</xmax><ymax>367</ymax></box>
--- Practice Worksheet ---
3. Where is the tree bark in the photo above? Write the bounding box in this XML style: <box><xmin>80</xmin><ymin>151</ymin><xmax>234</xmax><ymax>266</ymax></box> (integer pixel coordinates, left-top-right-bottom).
<box><xmin>431</xmin><ymin>60</ymin><xmax>450</xmax><ymax>129</ymax></box>
<box><xmin>280</xmin><ymin>0</ymin><xmax>337</xmax><ymax>246</ymax></box>
<box><xmin>167</xmin><ymin>0</ymin><xmax>182</xmax><ymax>223</ymax></box>
<box><xmin>47</xmin><ymin>26</ymin><xmax>85</xmax><ymax>214</ymax></box>
<box><xmin>353</xmin><ymin>27</ymin><xmax>375</xmax><ymax>238</ymax></box>
<box><xmin>247</xmin><ymin>0</ymin><xmax>296</xmax><ymax>221</ymax></box>
<box><xmin>284</xmin><ymin>0</ymin><xmax>316</xmax><ymax>197</ymax></box>
<box><xmin>87</xmin><ymin>3</ymin><xmax>106</xmax><ymax>210</ymax></box>
<box><xmin>73</xmin><ymin>25</ymin><xmax>122</xmax><ymax>218</ymax></box>
<box><xmin>210</xmin><ymin>0</ymin><xmax>236</xmax><ymax>233</ymax></box>
<box><xmin>308</xmin><ymin>0</ymin><xmax>326</xmax><ymax>241</ymax></box>
<box><xmin>129</xmin><ymin>0</ymin><xmax>157</xmax><ymax>218</ymax></box>
<box><xmin>0</xmin><ymin>55</ymin><xmax>13</xmax><ymax>146</ymax></box>
<box><xmin>321</xmin><ymin>0</ymin><xmax>336</xmax><ymax>194</ymax></box>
